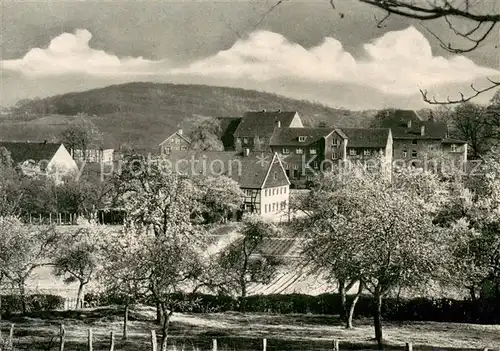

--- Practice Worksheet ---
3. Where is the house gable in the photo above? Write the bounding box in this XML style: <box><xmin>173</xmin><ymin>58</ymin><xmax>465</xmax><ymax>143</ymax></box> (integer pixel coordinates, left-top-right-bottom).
<box><xmin>48</xmin><ymin>144</ymin><xmax>78</xmax><ymax>173</ymax></box>
<box><xmin>261</xmin><ymin>154</ymin><xmax>290</xmax><ymax>189</ymax></box>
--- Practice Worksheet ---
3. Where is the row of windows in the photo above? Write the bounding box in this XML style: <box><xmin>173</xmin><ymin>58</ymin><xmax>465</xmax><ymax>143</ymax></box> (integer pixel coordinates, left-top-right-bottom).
<box><xmin>264</xmin><ymin>200</ymin><xmax>287</xmax><ymax>213</ymax></box>
<box><xmin>282</xmin><ymin>148</ymin><xmax>317</xmax><ymax>155</ymax></box>
<box><xmin>264</xmin><ymin>187</ymin><xmax>287</xmax><ymax>197</ymax></box>
<box><xmin>238</xmin><ymin>137</ymin><xmax>267</xmax><ymax>144</ymax></box>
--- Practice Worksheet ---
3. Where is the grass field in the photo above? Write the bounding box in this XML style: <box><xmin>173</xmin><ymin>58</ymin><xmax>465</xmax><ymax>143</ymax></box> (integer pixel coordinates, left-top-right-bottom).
<box><xmin>1</xmin><ymin>306</ymin><xmax>498</xmax><ymax>351</ymax></box>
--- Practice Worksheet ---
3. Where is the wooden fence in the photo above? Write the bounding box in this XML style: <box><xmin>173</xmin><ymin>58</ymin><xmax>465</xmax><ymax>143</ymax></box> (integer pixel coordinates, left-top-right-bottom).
<box><xmin>21</xmin><ymin>211</ymin><xmax>126</xmax><ymax>226</ymax></box>
<box><xmin>0</xmin><ymin>323</ymin><xmax>494</xmax><ymax>351</ymax></box>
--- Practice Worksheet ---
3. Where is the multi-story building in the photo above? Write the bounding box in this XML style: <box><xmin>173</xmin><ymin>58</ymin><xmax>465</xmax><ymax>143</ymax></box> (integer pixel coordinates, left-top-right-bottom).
<box><xmin>166</xmin><ymin>150</ymin><xmax>290</xmax><ymax>220</ymax></box>
<box><xmin>375</xmin><ymin>109</ymin><xmax>467</xmax><ymax>165</ymax></box>
<box><xmin>158</xmin><ymin>129</ymin><xmax>191</xmax><ymax>155</ymax></box>
<box><xmin>232</xmin><ymin>110</ymin><xmax>303</xmax><ymax>151</ymax></box>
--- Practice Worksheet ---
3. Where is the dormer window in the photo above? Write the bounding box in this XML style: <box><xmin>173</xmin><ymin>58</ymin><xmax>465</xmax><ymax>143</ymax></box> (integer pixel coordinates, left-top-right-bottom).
<box><xmin>411</xmin><ymin>139</ymin><xmax>417</xmax><ymax>145</ymax></box>
<box><xmin>364</xmin><ymin>150</ymin><xmax>371</xmax><ymax>156</ymax></box>
<box><xmin>310</xmin><ymin>148</ymin><xmax>317</xmax><ymax>154</ymax></box>
<box><xmin>349</xmin><ymin>149</ymin><xmax>357</xmax><ymax>156</ymax></box>
<box><xmin>243</xmin><ymin>137</ymin><xmax>249</xmax><ymax>144</ymax></box>
<box><xmin>298</xmin><ymin>136</ymin><xmax>306</xmax><ymax>142</ymax></box>
<box><xmin>296</xmin><ymin>148</ymin><xmax>304</xmax><ymax>154</ymax></box>
<box><xmin>282</xmin><ymin>148</ymin><xmax>290</xmax><ymax>154</ymax></box>
<box><xmin>451</xmin><ymin>144</ymin><xmax>457</xmax><ymax>152</ymax></box>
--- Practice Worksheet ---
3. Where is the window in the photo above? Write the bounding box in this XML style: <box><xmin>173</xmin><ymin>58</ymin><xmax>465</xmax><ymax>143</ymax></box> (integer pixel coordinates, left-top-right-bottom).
<box><xmin>236</xmin><ymin>137</ymin><xmax>242</xmax><ymax>144</ymax></box>
<box><xmin>243</xmin><ymin>137</ymin><xmax>249</xmax><ymax>144</ymax></box>
<box><xmin>273</xmin><ymin>171</ymin><xmax>278</xmax><ymax>180</ymax></box>
<box><xmin>364</xmin><ymin>150</ymin><xmax>371</xmax><ymax>156</ymax></box>
<box><xmin>309</xmin><ymin>148</ymin><xmax>317</xmax><ymax>154</ymax></box>
<box><xmin>282</xmin><ymin>148</ymin><xmax>290</xmax><ymax>154</ymax></box>
<box><xmin>313</xmin><ymin>161</ymin><xmax>319</xmax><ymax>169</ymax></box>
<box><xmin>402</xmin><ymin>150</ymin><xmax>407</xmax><ymax>158</ymax></box>
<box><xmin>284</xmin><ymin>164</ymin><xmax>289</xmax><ymax>169</ymax></box>
<box><xmin>332</xmin><ymin>139</ymin><xmax>339</xmax><ymax>146</ymax></box>
<box><xmin>412</xmin><ymin>150</ymin><xmax>418</xmax><ymax>158</ymax></box>
<box><xmin>349</xmin><ymin>149</ymin><xmax>357</xmax><ymax>156</ymax></box>
<box><xmin>451</xmin><ymin>144</ymin><xmax>457</xmax><ymax>152</ymax></box>
<box><xmin>272</xmin><ymin>203</ymin><xmax>276</xmax><ymax>211</ymax></box>
<box><xmin>411</xmin><ymin>139</ymin><xmax>417</xmax><ymax>145</ymax></box>
<box><xmin>180</xmin><ymin>146</ymin><xmax>187</xmax><ymax>150</ymax></box>
<box><xmin>264</xmin><ymin>204</ymin><xmax>268</xmax><ymax>213</ymax></box>
<box><xmin>265</xmin><ymin>189</ymin><xmax>268</xmax><ymax>197</ymax></box>
<box><xmin>296</xmin><ymin>148</ymin><xmax>304</xmax><ymax>154</ymax></box>
<box><xmin>280</xmin><ymin>187</ymin><xmax>283</xmax><ymax>194</ymax></box>
<box><xmin>175</xmin><ymin>138</ymin><xmax>180</xmax><ymax>144</ymax></box>
<box><xmin>332</xmin><ymin>152</ymin><xmax>339</xmax><ymax>160</ymax></box>
<box><xmin>281</xmin><ymin>201</ymin><xmax>287</xmax><ymax>210</ymax></box>
<box><xmin>293</xmin><ymin>164</ymin><xmax>299</xmax><ymax>170</ymax></box>
<box><xmin>284</xmin><ymin>187</ymin><xmax>287</xmax><ymax>194</ymax></box>
<box><xmin>298</xmin><ymin>136</ymin><xmax>306</xmax><ymax>142</ymax></box>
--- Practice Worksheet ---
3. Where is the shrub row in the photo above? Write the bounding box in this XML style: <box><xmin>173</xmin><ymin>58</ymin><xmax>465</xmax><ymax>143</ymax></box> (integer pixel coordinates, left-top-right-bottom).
<box><xmin>84</xmin><ymin>291</ymin><xmax>500</xmax><ymax>324</ymax></box>
<box><xmin>0</xmin><ymin>294</ymin><xmax>65</xmax><ymax>315</ymax></box>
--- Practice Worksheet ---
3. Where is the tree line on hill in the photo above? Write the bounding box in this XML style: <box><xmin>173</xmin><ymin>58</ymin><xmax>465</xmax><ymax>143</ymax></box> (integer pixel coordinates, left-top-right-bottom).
<box><xmin>1</xmin><ymin>142</ymin><xmax>500</xmax><ymax>349</ymax></box>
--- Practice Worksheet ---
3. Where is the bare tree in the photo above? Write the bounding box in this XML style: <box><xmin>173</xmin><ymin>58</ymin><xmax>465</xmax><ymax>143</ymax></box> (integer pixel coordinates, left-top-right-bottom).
<box><xmin>271</xmin><ymin>0</ymin><xmax>499</xmax><ymax>104</ymax></box>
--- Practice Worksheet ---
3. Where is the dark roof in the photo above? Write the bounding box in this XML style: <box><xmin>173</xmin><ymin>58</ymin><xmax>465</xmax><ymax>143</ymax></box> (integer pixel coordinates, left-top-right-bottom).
<box><xmin>376</xmin><ymin>109</ymin><xmax>447</xmax><ymax>139</ymax></box>
<box><xmin>234</xmin><ymin>111</ymin><xmax>299</xmax><ymax>138</ymax></box>
<box><xmin>217</xmin><ymin>117</ymin><xmax>242</xmax><ymax>149</ymax></box>
<box><xmin>0</xmin><ymin>142</ymin><xmax>61</xmax><ymax>163</ymax></box>
<box><xmin>270</xmin><ymin>127</ymin><xmax>334</xmax><ymax>146</ymax></box>
<box><xmin>166</xmin><ymin>150</ymin><xmax>288</xmax><ymax>189</ymax></box>
<box><xmin>339</xmin><ymin>128</ymin><xmax>390</xmax><ymax>148</ymax></box>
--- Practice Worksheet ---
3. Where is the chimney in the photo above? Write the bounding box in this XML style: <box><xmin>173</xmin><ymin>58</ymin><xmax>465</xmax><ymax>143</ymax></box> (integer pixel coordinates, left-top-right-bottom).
<box><xmin>261</xmin><ymin>109</ymin><xmax>266</xmax><ymax>112</ymax></box>
<box><xmin>244</xmin><ymin>148</ymin><xmax>250</xmax><ymax>156</ymax></box>
<box><xmin>43</xmin><ymin>140</ymin><xmax>47</xmax><ymax>145</ymax></box>
<box><xmin>276</xmin><ymin>120</ymin><xmax>281</xmax><ymax>128</ymax></box>
<box><xmin>420</xmin><ymin>125</ymin><xmax>425</xmax><ymax>136</ymax></box>
<box><xmin>407</xmin><ymin>120</ymin><xmax>412</xmax><ymax>128</ymax></box>
<box><xmin>178</xmin><ymin>129</ymin><xmax>183</xmax><ymax>135</ymax></box>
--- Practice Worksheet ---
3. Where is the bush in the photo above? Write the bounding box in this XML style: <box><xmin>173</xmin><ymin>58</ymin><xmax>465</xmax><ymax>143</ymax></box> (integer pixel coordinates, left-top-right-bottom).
<box><xmin>85</xmin><ymin>291</ymin><xmax>500</xmax><ymax>324</ymax></box>
<box><xmin>0</xmin><ymin>294</ymin><xmax>65</xmax><ymax>315</ymax></box>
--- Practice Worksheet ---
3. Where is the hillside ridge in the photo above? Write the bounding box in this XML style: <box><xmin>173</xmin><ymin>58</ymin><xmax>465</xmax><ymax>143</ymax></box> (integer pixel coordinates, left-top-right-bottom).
<box><xmin>1</xmin><ymin>82</ymin><xmax>377</xmax><ymax>149</ymax></box>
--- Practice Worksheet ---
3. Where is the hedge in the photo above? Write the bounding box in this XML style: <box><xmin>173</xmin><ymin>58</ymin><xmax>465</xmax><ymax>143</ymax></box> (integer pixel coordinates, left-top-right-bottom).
<box><xmin>83</xmin><ymin>292</ymin><xmax>500</xmax><ymax>324</ymax></box>
<box><xmin>0</xmin><ymin>294</ymin><xmax>65</xmax><ymax>315</ymax></box>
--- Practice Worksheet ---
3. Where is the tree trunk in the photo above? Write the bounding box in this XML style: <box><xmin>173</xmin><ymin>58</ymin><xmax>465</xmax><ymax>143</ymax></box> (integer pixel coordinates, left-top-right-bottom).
<box><xmin>18</xmin><ymin>281</ymin><xmax>27</xmax><ymax>314</ymax></box>
<box><xmin>239</xmin><ymin>283</ymin><xmax>247</xmax><ymax>313</ymax></box>
<box><xmin>122</xmin><ymin>304</ymin><xmax>129</xmax><ymax>340</ymax></box>
<box><xmin>159</xmin><ymin>305</ymin><xmax>171</xmax><ymax>351</ymax></box>
<box><xmin>373</xmin><ymin>288</ymin><xmax>384</xmax><ymax>349</ymax></box>
<box><xmin>338</xmin><ymin>280</ymin><xmax>348</xmax><ymax>324</ymax></box>
<box><xmin>156</xmin><ymin>303</ymin><xmax>163</xmax><ymax>324</ymax></box>
<box><xmin>76</xmin><ymin>282</ymin><xmax>85</xmax><ymax>309</ymax></box>
<box><xmin>346</xmin><ymin>283</ymin><xmax>363</xmax><ymax>329</ymax></box>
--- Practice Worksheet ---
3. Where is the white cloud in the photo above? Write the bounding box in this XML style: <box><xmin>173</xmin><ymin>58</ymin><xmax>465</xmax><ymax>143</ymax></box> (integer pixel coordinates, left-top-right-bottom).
<box><xmin>2</xmin><ymin>29</ymin><xmax>163</xmax><ymax>76</ymax></box>
<box><xmin>171</xmin><ymin>26</ymin><xmax>499</xmax><ymax>95</ymax></box>
<box><xmin>2</xmin><ymin>27</ymin><xmax>498</xmax><ymax>98</ymax></box>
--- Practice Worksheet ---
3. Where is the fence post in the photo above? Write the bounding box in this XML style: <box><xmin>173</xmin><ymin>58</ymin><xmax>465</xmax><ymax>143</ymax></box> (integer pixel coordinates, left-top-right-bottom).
<box><xmin>212</xmin><ymin>339</ymin><xmax>217</xmax><ymax>351</ymax></box>
<box><xmin>263</xmin><ymin>338</ymin><xmax>267</xmax><ymax>351</ymax></box>
<box><xmin>150</xmin><ymin>330</ymin><xmax>157</xmax><ymax>351</ymax></box>
<box><xmin>405</xmin><ymin>342</ymin><xmax>413</xmax><ymax>351</ymax></box>
<box><xmin>8</xmin><ymin>324</ymin><xmax>14</xmax><ymax>348</ymax></box>
<box><xmin>333</xmin><ymin>339</ymin><xmax>339</xmax><ymax>351</ymax></box>
<box><xmin>59</xmin><ymin>324</ymin><xmax>65</xmax><ymax>351</ymax></box>
<box><xmin>109</xmin><ymin>331</ymin><xmax>115</xmax><ymax>351</ymax></box>
<box><xmin>88</xmin><ymin>328</ymin><xmax>93</xmax><ymax>351</ymax></box>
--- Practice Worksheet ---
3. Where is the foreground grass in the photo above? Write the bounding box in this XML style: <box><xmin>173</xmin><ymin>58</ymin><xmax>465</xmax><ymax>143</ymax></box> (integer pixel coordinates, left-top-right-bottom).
<box><xmin>0</xmin><ymin>306</ymin><xmax>498</xmax><ymax>351</ymax></box>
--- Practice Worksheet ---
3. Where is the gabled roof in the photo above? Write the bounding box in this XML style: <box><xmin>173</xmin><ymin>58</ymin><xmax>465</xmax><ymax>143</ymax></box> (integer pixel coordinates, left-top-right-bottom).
<box><xmin>166</xmin><ymin>150</ymin><xmax>289</xmax><ymax>189</ymax></box>
<box><xmin>339</xmin><ymin>128</ymin><xmax>391</xmax><ymax>148</ymax></box>
<box><xmin>234</xmin><ymin>111</ymin><xmax>299</xmax><ymax>138</ymax></box>
<box><xmin>217</xmin><ymin>117</ymin><xmax>242</xmax><ymax>149</ymax></box>
<box><xmin>270</xmin><ymin>127</ymin><xmax>334</xmax><ymax>146</ymax></box>
<box><xmin>159</xmin><ymin>130</ymin><xmax>191</xmax><ymax>146</ymax></box>
<box><xmin>376</xmin><ymin>109</ymin><xmax>447</xmax><ymax>139</ymax></box>
<box><xmin>0</xmin><ymin>142</ymin><xmax>61</xmax><ymax>164</ymax></box>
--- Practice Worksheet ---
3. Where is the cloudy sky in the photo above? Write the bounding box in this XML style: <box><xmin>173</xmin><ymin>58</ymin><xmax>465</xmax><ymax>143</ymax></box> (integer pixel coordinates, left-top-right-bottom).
<box><xmin>1</xmin><ymin>0</ymin><xmax>498</xmax><ymax>110</ymax></box>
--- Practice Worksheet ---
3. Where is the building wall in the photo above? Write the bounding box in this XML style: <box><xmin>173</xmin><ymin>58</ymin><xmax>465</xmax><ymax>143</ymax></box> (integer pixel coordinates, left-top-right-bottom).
<box><xmin>241</xmin><ymin>188</ymin><xmax>262</xmax><ymax>214</ymax></box>
<box><xmin>72</xmin><ymin>148</ymin><xmax>114</xmax><ymax>163</ymax></box>
<box><xmin>159</xmin><ymin>133</ymin><xmax>190</xmax><ymax>154</ymax></box>
<box><xmin>392</xmin><ymin>138</ymin><xmax>442</xmax><ymax>164</ymax></box>
<box><xmin>260</xmin><ymin>185</ymin><xmax>289</xmax><ymax>218</ymax></box>
<box><xmin>288</xmin><ymin>113</ymin><xmax>304</xmax><ymax>128</ymax></box>
<box><xmin>48</xmin><ymin>145</ymin><xmax>79</xmax><ymax>182</ymax></box>
<box><xmin>442</xmin><ymin>143</ymin><xmax>468</xmax><ymax>163</ymax></box>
